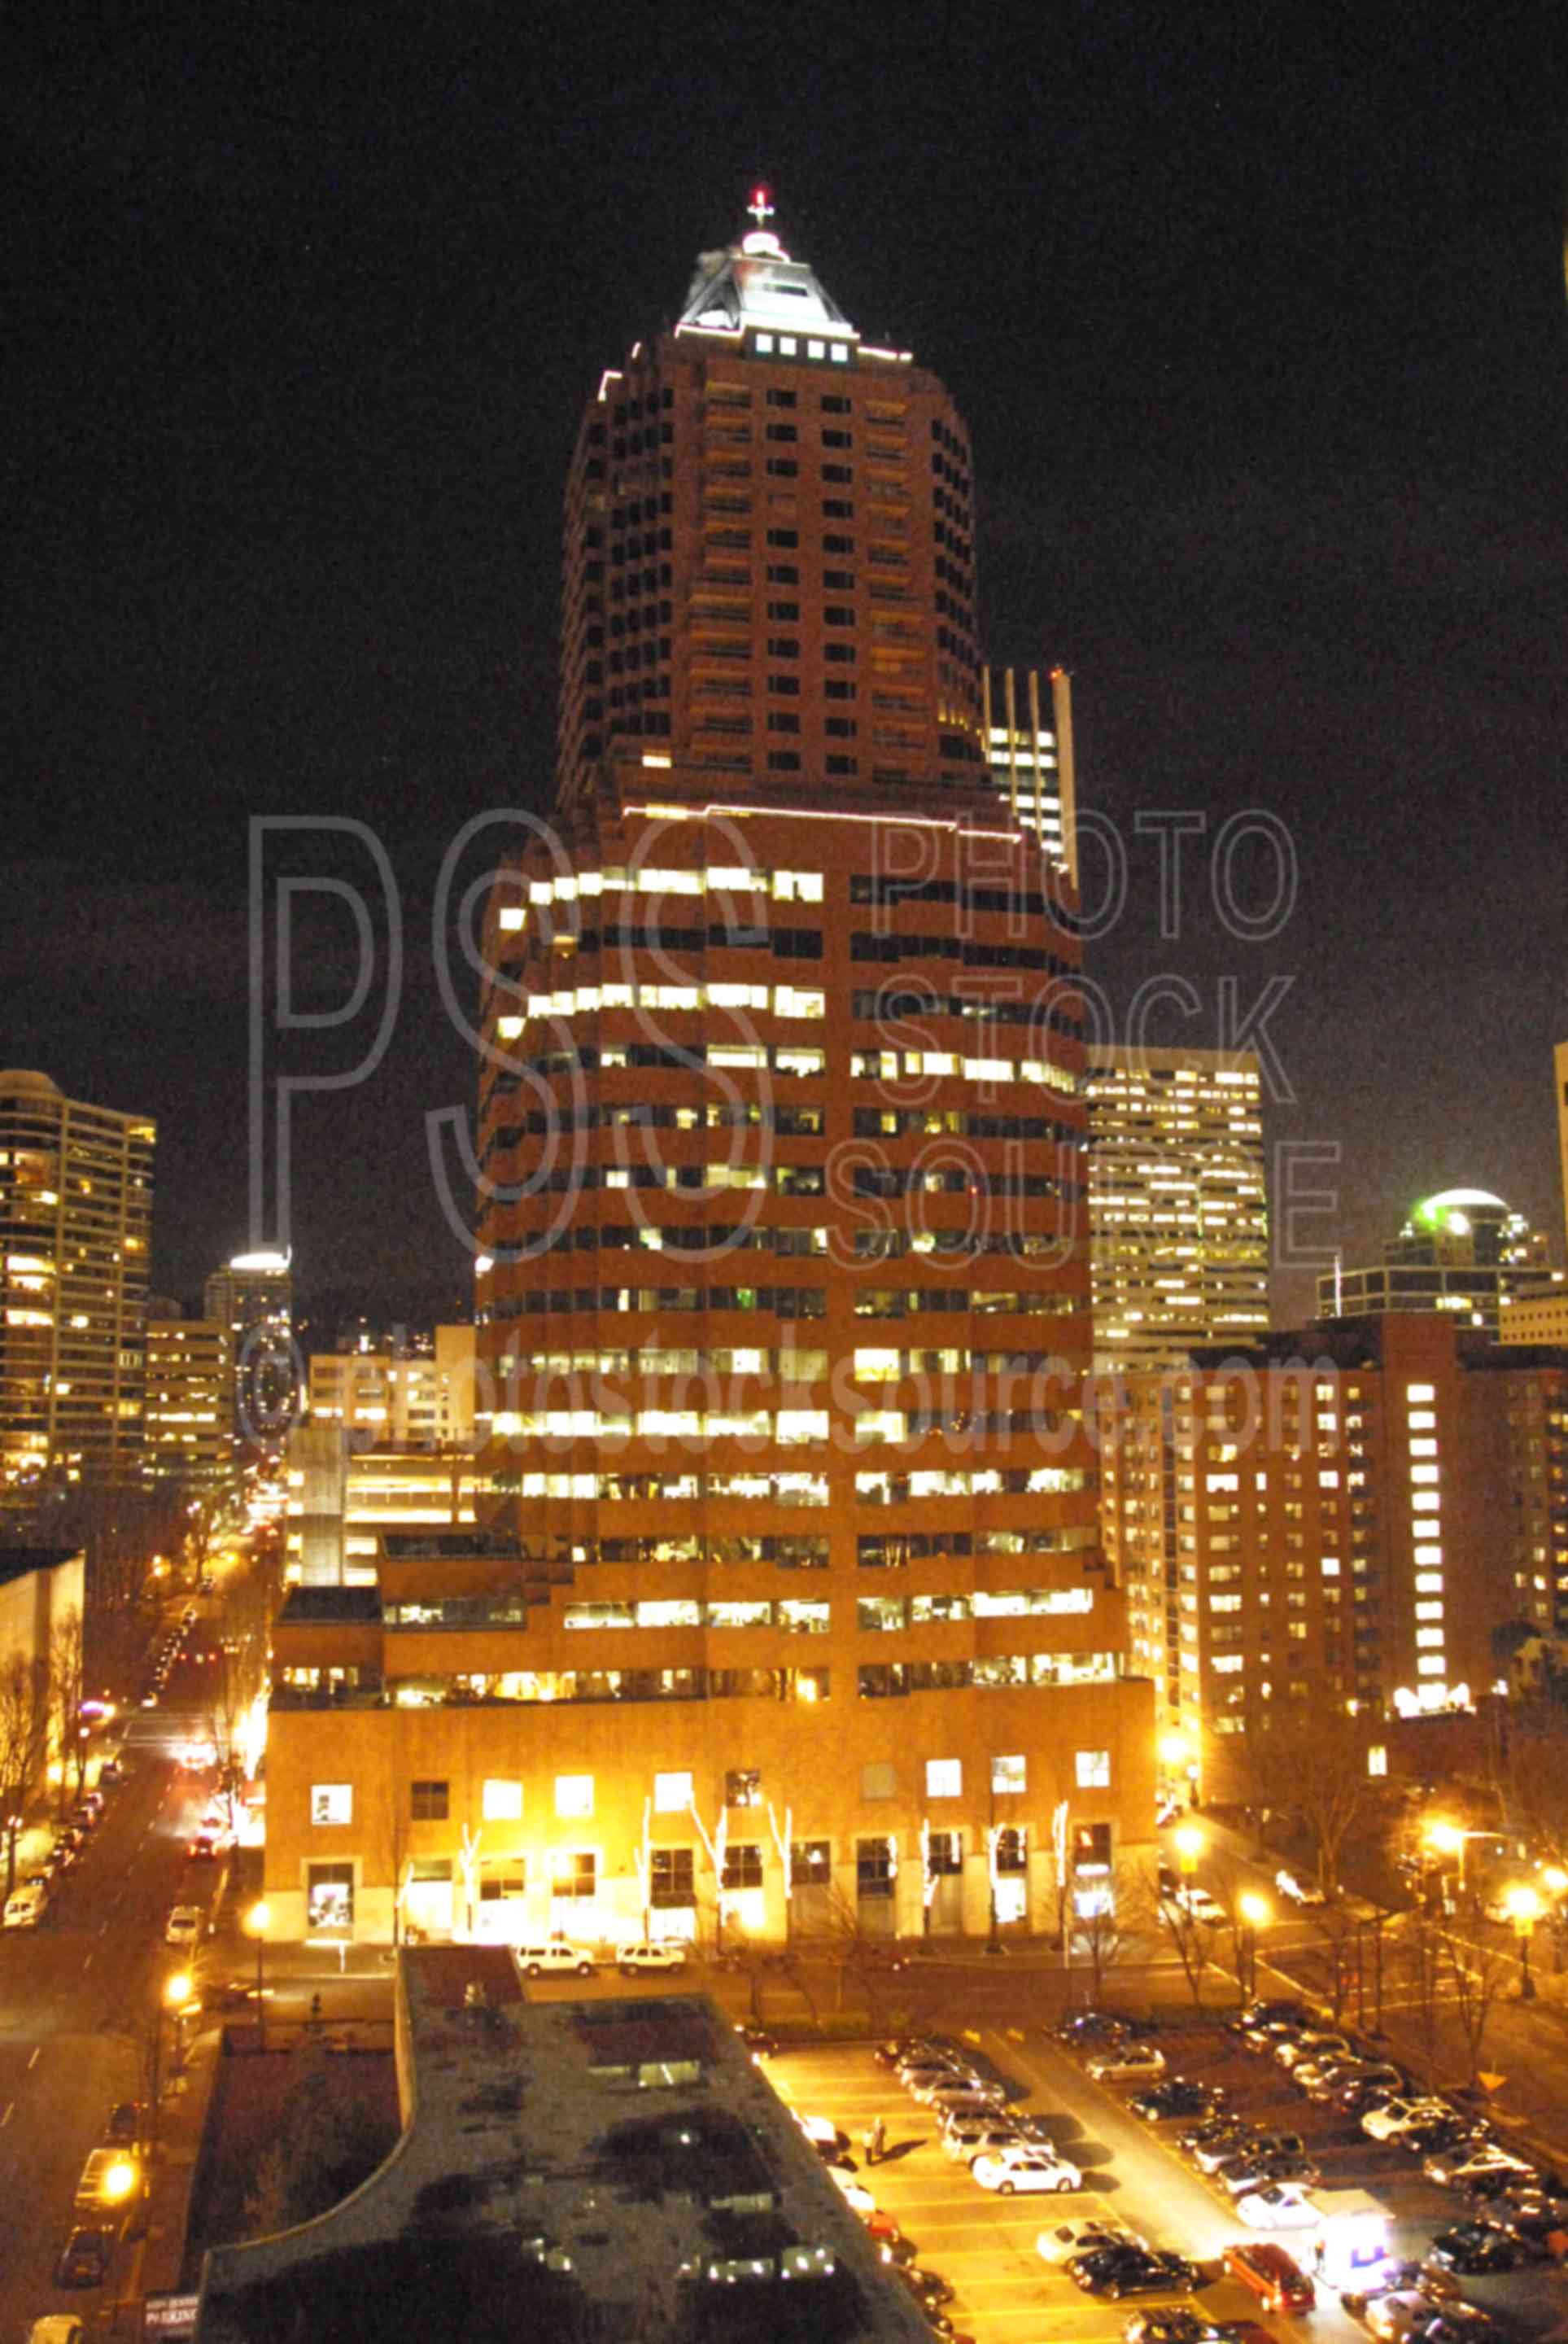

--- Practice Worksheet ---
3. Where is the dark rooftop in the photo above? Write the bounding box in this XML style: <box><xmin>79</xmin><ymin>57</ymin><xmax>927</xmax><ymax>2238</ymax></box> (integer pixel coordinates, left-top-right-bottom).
<box><xmin>0</xmin><ymin>1544</ymin><xmax>83</xmax><ymax>1587</ymax></box>
<box><xmin>276</xmin><ymin>1586</ymin><xmax>382</xmax><ymax>1625</ymax></box>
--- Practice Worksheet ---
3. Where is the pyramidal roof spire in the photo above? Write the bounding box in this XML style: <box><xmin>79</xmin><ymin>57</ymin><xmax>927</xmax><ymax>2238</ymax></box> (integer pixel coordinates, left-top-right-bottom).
<box><xmin>676</xmin><ymin>189</ymin><xmax>858</xmax><ymax>343</ymax></box>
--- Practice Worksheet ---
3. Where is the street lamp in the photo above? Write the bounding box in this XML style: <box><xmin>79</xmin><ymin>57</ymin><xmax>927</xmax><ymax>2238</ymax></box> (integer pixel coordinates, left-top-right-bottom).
<box><xmin>1505</xmin><ymin>1884</ymin><xmax>1541</xmax><ymax>2003</ymax></box>
<box><xmin>1238</xmin><ymin>1891</ymin><xmax>1269</xmax><ymax>1999</ymax></box>
<box><xmin>247</xmin><ymin>1901</ymin><xmax>270</xmax><ymax>2045</ymax></box>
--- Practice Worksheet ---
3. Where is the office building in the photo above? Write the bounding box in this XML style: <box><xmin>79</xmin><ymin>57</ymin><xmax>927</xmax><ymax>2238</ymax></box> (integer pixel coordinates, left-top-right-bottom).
<box><xmin>283</xmin><ymin>1428</ymin><xmax>500</xmax><ymax>1586</ymax></box>
<box><xmin>1499</xmin><ymin>1279</ymin><xmax>1568</xmax><ymax>1346</ymax></box>
<box><xmin>982</xmin><ymin>664</ymin><xmax>1077</xmax><ymax>874</ymax></box>
<box><xmin>1317</xmin><ymin>1187</ymin><xmax>1551</xmax><ymax>1340</ymax></box>
<box><xmin>1098</xmin><ymin>1314</ymin><xmax>1568</xmax><ymax>1798</ymax></box>
<box><xmin>1085</xmin><ymin>1047</ymin><xmax>1269</xmax><ymax>1378</ymax></box>
<box><xmin>259</xmin><ymin>198</ymin><xmax>1154</xmax><ymax>1945</ymax></box>
<box><xmin>307</xmin><ymin>1324</ymin><xmax>477</xmax><ymax>1450</ymax></box>
<box><xmin>0</xmin><ymin>1069</ymin><xmax>155</xmax><ymax>1518</ymax></box>
<box><xmin>204</xmin><ymin>1249</ymin><xmax>296</xmax><ymax>1442</ymax></box>
<box><xmin>143</xmin><ymin>1307</ymin><xmax>231</xmax><ymax>1488</ymax></box>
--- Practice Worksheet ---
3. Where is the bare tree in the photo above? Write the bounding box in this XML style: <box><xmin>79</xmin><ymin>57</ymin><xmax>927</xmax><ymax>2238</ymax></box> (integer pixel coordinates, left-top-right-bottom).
<box><xmin>0</xmin><ymin>1651</ymin><xmax>50</xmax><ymax>1896</ymax></box>
<box><xmin>1444</xmin><ymin>1927</ymin><xmax>1513</xmax><ymax>2089</ymax></box>
<box><xmin>1074</xmin><ymin>1864</ymin><xmax>1142</xmax><ymax>2001</ymax></box>
<box><xmin>1307</xmin><ymin>1898</ymin><xmax>1361</xmax><ymax>2028</ymax></box>
<box><xmin>1138</xmin><ymin>1865</ymin><xmax>1221</xmax><ymax>2008</ymax></box>
<box><xmin>1242</xmin><ymin>1706</ymin><xmax>1371</xmax><ymax>1900</ymax></box>
<box><xmin>1391</xmin><ymin>1911</ymin><xmax>1446</xmax><ymax>2087</ymax></box>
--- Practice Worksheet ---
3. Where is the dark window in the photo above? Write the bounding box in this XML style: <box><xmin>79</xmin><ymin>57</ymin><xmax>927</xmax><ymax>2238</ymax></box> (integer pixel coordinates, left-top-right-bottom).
<box><xmin>555</xmin><ymin>1851</ymin><xmax>596</xmax><ymax>1898</ymax></box>
<box><xmin>723</xmin><ymin>1842</ymin><xmax>765</xmax><ymax>1890</ymax></box>
<box><xmin>651</xmin><ymin>1847</ymin><xmax>695</xmax><ymax>1904</ymax></box>
<box><xmin>927</xmin><ymin>1829</ymin><xmax>962</xmax><ymax>1876</ymax></box>
<box><xmin>792</xmin><ymin>1838</ymin><xmax>832</xmax><ymax>1878</ymax></box>
<box><xmin>995</xmin><ymin>1826</ymin><xmax>1028</xmax><ymax>1874</ymax></box>
<box><xmin>857</xmin><ymin>1838</ymin><xmax>895</xmax><ymax>1897</ymax></box>
<box><xmin>411</xmin><ymin>1780</ymin><xmax>448</xmax><ymax>1821</ymax></box>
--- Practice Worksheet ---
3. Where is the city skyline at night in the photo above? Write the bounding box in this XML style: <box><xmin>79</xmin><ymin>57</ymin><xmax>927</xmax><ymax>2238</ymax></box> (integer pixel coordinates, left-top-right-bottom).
<box><xmin>5</xmin><ymin>15</ymin><xmax>1565</xmax><ymax>1320</ymax></box>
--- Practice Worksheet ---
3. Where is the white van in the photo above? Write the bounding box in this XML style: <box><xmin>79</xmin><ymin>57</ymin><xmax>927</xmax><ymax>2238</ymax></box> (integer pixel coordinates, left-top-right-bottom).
<box><xmin>4</xmin><ymin>1881</ymin><xmax>48</xmax><ymax>1929</ymax></box>
<box><xmin>516</xmin><ymin>1942</ymin><xmax>596</xmax><ymax>1977</ymax></box>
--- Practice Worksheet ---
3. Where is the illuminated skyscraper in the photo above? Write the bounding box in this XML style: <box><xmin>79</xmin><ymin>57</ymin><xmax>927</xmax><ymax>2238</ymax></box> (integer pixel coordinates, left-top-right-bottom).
<box><xmin>0</xmin><ymin>1069</ymin><xmax>155</xmax><ymax>1517</ymax></box>
<box><xmin>981</xmin><ymin>665</ymin><xmax>1077</xmax><ymax>877</ymax></box>
<box><xmin>259</xmin><ymin>199</ymin><xmax>1155</xmax><ymax>1947</ymax></box>
<box><xmin>203</xmin><ymin>1249</ymin><xmax>296</xmax><ymax>1443</ymax></box>
<box><xmin>1085</xmin><ymin>1047</ymin><xmax>1269</xmax><ymax>1378</ymax></box>
<box><xmin>144</xmin><ymin>1307</ymin><xmax>230</xmax><ymax>1488</ymax></box>
<box><xmin>1317</xmin><ymin>1187</ymin><xmax>1552</xmax><ymax>1340</ymax></box>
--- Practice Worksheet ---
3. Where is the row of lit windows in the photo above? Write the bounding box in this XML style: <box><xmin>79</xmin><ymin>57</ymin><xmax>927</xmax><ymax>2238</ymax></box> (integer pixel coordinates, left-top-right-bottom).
<box><xmin>555</xmin><ymin>1586</ymin><xmax>1095</xmax><ymax>1632</ymax></box>
<box><xmin>495</xmin><ymin>1465</ymin><xmax>1094</xmax><ymax>1504</ymax></box>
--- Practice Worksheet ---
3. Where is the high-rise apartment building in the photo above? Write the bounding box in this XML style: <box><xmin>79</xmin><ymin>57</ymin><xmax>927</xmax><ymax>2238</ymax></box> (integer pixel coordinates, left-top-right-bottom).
<box><xmin>1098</xmin><ymin>1314</ymin><xmax>1568</xmax><ymax>1798</ymax></box>
<box><xmin>143</xmin><ymin>1307</ymin><xmax>230</xmax><ymax>1488</ymax></box>
<box><xmin>259</xmin><ymin>201</ymin><xmax>1154</xmax><ymax>1947</ymax></box>
<box><xmin>203</xmin><ymin>1249</ymin><xmax>296</xmax><ymax>1442</ymax></box>
<box><xmin>1317</xmin><ymin>1187</ymin><xmax>1552</xmax><ymax>1339</ymax></box>
<box><xmin>0</xmin><ymin>1069</ymin><xmax>155</xmax><ymax>1518</ymax></box>
<box><xmin>1085</xmin><ymin>1047</ymin><xmax>1269</xmax><ymax>1378</ymax></box>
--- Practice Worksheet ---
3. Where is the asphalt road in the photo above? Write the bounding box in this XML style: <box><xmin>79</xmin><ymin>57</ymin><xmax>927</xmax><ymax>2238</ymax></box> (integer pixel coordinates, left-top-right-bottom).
<box><xmin>0</xmin><ymin>1625</ymin><xmax>231</xmax><ymax>2334</ymax></box>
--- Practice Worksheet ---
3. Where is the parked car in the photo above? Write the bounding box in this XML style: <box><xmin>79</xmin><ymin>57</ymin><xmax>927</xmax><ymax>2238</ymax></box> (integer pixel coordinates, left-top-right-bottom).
<box><xmin>616</xmin><ymin>1941</ymin><xmax>687</xmax><ymax>1973</ymax></box>
<box><xmin>1233</xmin><ymin>1999</ymin><xmax>1311</xmax><ymax>2046</ymax></box>
<box><xmin>1363</xmin><ymin>2099</ymin><xmax>1452</xmax><ymax>2142</ymax></box>
<box><xmin>1121</xmin><ymin>2315</ymin><xmax>1230</xmax><ymax>2344</ymax></box>
<box><xmin>1400</xmin><ymin>2118</ymin><xmax>1484</xmax><ymax>2159</ymax></box>
<box><xmin>897</xmin><ymin>2267</ymin><xmax>955</xmax><ymax>2314</ymax></box>
<box><xmin>1274</xmin><ymin>1868</ymin><xmax>1327</xmax><ymax>1906</ymax></box>
<box><xmin>1067</xmin><ymin>2246</ymin><xmax>1199</xmax><ymax>2299</ymax></box>
<box><xmin>919</xmin><ymin>2090</ymin><xmax>1002</xmax><ymax>2128</ymax></box>
<box><xmin>1424</xmin><ymin>2145</ymin><xmax>1534</xmax><ymax>2189</ymax></box>
<box><xmin>972</xmin><ymin>2148</ymin><xmax>1084</xmax><ymax>2195</ymax></box>
<box><xmin>1278</xmin><ymin>2030</ymin><xmax>1352</xmax><ymax>2074</ymax></box>
<box><xmin>1492</xmin><ymin>2204</ymin><xmax>1568</xmax><ymax>2250</ymax></box>
<box><xmin>1130</xmin><ymin>2079</ymin><xmax>1221</xmax><ymax>2121</ymax></box>
<box><xmin>1037</xmin><ymin>2218</ymin><xmax>1142</xmax><ymax>2265</ymax></box>
<box><xmin>1057</xmin><ymin>2010</ymin><xmax>1134</xmax><ymax>2047</ymax></box>
<box><xmin>1235</xmin><ymin>2186</ymin><xmax>1317</xmax><ymax>2231</ymax></box>
<box><xmin>54</xmin><ymin>2229</ymin><xmax>116</xmax><ymax>2289</ymax></box>
<box><xmin>1365</xmin><ymin>2290</ymin><xmax>1444</xmax><ymax>2342</ymax></box>
<box><xmin>1338</xmin><ymin>2070</ymin><xmax>1408</xmax><ymax>2114</ymax></box>
<box><xmin>1221</xmin><ymin>2241</ymin><xmax>1315</xmax><ymax>2314</ymax></box>
<box><xmin>1174</xmin><ymin>1886</ymin><xmax>1227</xmax><ymax>1926</ymax></box>
<box><xmin>1216</xmin><ymin>2149</ymin><xmax>1317</xmax><ymax>2198</ymax></box>
<box><xmin>4</xmin><ymin>1880</ymin><xmax>49</xmax><ymax>1929</ymax></box>
<box><xmin>944</xmin><ymin>2118</ymin><xmax>1026</xmax><ymax>2165</ymax></box>
<box><xmin>1422</xmin><ymin>2225</ymin><xmax>1536</xmax><ymax>2276</ymax></box>
<box><xmin>1298</xmin><ymin>2055</ymin><xmax>1368</xmax><ymax>2095</ymax></box>
<box><xmin>1191</xmin><ymin>2128</ymin><xmax>1264</xmax><ymax>2174</ymax></box>
<box><xmin>795</xmin><ymin>2114</ymin><xmax>854</xmax><ymax>2162</ymax></box>
<box><xmin>516</xmin><ymin>1942</ymin><xmax>595</xmax><ymax>1977</ymax></box>
<box><xmin>1086</xmin><ymin>2046</ymin><xmax>1168</xmax><ymax>2084</ymax></box>
<box><xmin>876</xmin><ymin>2036</ymin><xmax>946</xmax><ymax>2068</ymax></box>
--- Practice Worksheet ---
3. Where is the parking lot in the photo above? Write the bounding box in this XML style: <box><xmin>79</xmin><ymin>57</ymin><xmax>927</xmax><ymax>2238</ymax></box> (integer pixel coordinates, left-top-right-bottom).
<box><xmin>763</xmin><ymin>2015</ymin><xmax>1568</xmax><ymax>2344</ymax></box>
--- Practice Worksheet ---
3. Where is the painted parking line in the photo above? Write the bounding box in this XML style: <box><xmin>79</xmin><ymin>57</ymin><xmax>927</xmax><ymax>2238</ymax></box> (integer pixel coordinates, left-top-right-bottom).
<box><xmin>27</xmin><ymin>2045</ymin><xmax>40</xmax><ymax>2070</ymax></box>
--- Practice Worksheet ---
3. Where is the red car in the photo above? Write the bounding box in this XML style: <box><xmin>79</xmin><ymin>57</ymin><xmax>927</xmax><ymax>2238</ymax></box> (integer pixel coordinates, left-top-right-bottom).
<box><xmin>1223</xmin><ymin>2241</ymin><xmax>1315</xmax><ymax>2314</ymax></box>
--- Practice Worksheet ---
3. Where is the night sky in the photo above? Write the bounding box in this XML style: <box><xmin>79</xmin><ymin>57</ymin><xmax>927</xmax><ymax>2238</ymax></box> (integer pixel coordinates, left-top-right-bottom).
<box><xmin>5</xmin><ymin>8</ymin><xmax>1566</xmax><ymax>1327</ymax></box>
